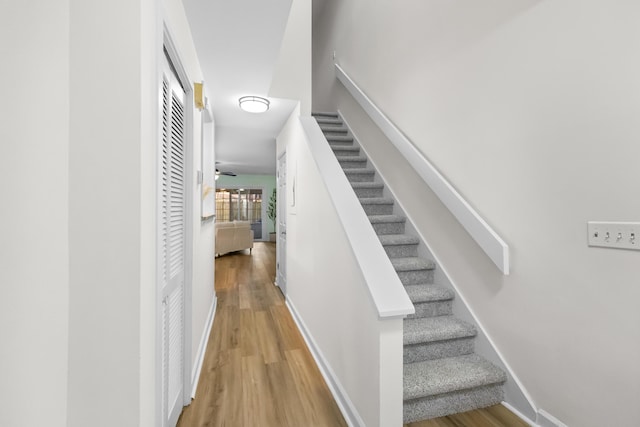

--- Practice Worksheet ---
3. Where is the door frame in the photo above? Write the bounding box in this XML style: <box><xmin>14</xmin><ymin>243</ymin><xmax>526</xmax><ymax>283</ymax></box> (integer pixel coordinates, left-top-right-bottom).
<box><xmin>156</xmin><ymin>24</ymin><xmax>195</xmax><ymax>425</ymax></box>
<box><xmin>276</xmin><ymin>151</ymin><xmax>287</xmax><ymax>293</ymax></box>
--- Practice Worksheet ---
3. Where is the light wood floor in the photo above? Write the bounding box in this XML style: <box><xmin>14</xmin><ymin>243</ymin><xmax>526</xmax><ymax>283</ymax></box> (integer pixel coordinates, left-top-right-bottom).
<box><xmin>177</xmin><ymin>242</ymin><xmax>347</xmax><ymax>427</ymax></box>
<box><xmin>403</xmin><ymin>403</ymin><xmax>530</xmax><ymax>427</ymax></box>
<box><xmin>178</xmin><ymin>242</ymin><xmax>528</xmax><ymax>427</ymax></box>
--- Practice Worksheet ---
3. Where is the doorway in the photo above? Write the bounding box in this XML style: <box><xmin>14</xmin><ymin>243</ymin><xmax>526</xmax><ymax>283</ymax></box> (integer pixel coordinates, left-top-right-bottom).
<box><xmin>215</xmin><ymin>188</ymin><xmax>264</xmax><ymax>240</ymax></box>
<box><xmin>158</xmin><ymin>39</ymin><xmax>194</xmax><ymax>427</ymax></box>
<box><xmin>276</xmin><ymin>152</ymin><xmax>287</xmax><ymax>293</ymax></box>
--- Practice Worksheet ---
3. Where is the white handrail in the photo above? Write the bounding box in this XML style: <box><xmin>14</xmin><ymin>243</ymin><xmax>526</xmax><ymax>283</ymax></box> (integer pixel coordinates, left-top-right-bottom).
<box><xmin>300</xmin><ymin>116</ymin><xmax>415</xmax><ymax>318</ymax></box>
<box><xmin>335</xmin><ymin>64</ymin><xmax>510</xmax><ymax>275</ymax></box>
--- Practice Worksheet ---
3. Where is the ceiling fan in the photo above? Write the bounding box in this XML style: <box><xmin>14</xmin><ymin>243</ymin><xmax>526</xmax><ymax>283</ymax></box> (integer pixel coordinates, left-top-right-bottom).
<box><xmin>215</xmin><ymin>168</ymin><xmax>236</xmax><ymax>177</ymax></box>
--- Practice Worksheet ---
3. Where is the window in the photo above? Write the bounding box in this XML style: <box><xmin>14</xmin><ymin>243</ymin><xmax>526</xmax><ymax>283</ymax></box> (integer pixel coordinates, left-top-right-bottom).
<box><xmin>215</xmin><ymin>188</ymin><xmax>263</xmax><ymax>239</ymax></box>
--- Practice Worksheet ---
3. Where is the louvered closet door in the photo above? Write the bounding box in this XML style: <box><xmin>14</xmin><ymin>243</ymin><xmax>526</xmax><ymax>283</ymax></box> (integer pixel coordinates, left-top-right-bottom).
<box><xmin>160</xmin><ymin>51</ymin><xmax>186</xmax><ymax>427</ymax></box>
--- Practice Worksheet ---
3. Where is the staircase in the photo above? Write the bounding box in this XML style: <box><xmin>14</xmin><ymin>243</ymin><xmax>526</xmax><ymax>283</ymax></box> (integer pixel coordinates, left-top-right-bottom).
<box><xmin>313</xmin><ymin>112</ymin><xmax>507</xmax><ymax>423</ymax></box>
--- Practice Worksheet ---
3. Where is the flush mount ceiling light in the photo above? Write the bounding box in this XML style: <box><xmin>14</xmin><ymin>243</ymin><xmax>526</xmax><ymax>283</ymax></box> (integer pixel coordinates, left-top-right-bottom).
<box><xmin>239</xmin><ymin>96</ymin><xmax>270</xmax><ymax>113</ymax></box>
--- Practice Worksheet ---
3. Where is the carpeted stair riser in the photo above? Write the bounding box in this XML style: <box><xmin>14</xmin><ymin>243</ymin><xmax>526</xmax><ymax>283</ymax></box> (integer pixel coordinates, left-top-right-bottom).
<box><xmin>332</xmin><ymin>147</ymin><xmax>361</xmax><ymax>156</ymax></box>
<box><xmin>360</xmin><ymin>201</ymin><xmax>395</xmax><ymax>216</ymax></box>
<box><xmin>344</xmin><ymin>169</ymin><xmax>375</xmax><ymax>183</ymax></box>
<box><xmin>329</xmin><ymin>142</ymin><xmax>355</xmax><ymax>149</ymax></box>
<box><xmin>383</xmin><ymin>242</ymin><xmax>419</xmax><ymax>258</ymax></box>
<box><xmin>397</xmin><ymin>270</ymin><xmax>435</xmax><ymax>286</ymax></box>
<box><xmin>327</xmin><ymin>135</ymin><xmax>354</xmax><ymax>144</ymax></box>
<box><xmin>369</xmin><ymin>216</ymin><xmax>406</xmax><ymax>235</ymax></box>
<box><xmin>338</xmin><ymin>157</ymin><xmax>368</xmax><ymax>169</ymax></box>
<box><xmin>352</xmin><ymin>184</ymin><xmax>384</xmax><ymax>198</ymax></box>
<box><xmin>312</xmin><ymin>112</ymin><xmax>339</xmax><ymax>118</ymax></box>
<box><xmin>320</xmin><ymin>125</ymin><xmax>348</xmax><ymax>135</ymax></box>
<box><xmin>404</xmin><ymin>338</ymin><xmax>475</xmax><ymax>364</ymax></box>
<box><xmin>403</xmin><ymin>384</ymin><xmax>504</xmax><ymax>423</ymax></box>
<box><xmin>408</xmin><ymin>299</ymin><xmax>453</xmax><ymax>319</ymax></box>
<box><xmin>316</xmin><ymin>117</ymin><xmax>343</xmax><ymax>126</ymax></box>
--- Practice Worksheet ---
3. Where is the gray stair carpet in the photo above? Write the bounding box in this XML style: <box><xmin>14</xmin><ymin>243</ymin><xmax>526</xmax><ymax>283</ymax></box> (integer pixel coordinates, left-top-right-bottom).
<box><xmin>313</xmin><ymin>112</ymin><xmax>507</xmax><ymax>423</ymax></box>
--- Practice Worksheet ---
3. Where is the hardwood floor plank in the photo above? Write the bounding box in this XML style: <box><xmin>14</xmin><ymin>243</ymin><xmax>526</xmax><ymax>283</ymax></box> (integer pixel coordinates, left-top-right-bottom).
<box><xmin>265</xmin><ymin>360</ymin><xmax>307</xmax><ymax>426</ymax></box>
<box><xmin>254</xmin><ymin>310</ymin><xmax>283</xmax><ymax>364</ymax></box>
<box><xmin>239</xmin><ymin>309</ymin><xmax>258</xmax><ymax>357</ymax></box>
<box><xmin>404</xmin><ymin>405</ymin><xmax>529</xmax><ymax>427</ymax></box>
<box><xmin>178</xmin><ymin>242</ymin><xmax>346</xmax><ymax>427</ymax></box>
<box><xmin>241</xmin><ymin>354</ymin><xmax>278</xmax><ymax>426</ymax></box>
<box><xmin>484</xmin><ymin>404</ymin><xmax>530</xmax><ymax>427</ymax></box>
<box><xmin>285</xmin><ymin>348</ymin><xmax>348</xmax><ymax>427</ymax></box>
<box><xmin>269</xmin><ymin>304</ymin><xmax>305</xmax><ymax>351</ymax></box>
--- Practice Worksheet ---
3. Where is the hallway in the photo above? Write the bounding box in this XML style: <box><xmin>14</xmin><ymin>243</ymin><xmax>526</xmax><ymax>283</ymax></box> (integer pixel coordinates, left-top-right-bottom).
<box><xmin>177</xmin><ymin>242</ymin><xmax>348</xmax><ymax>427</ymax></box>
<box><xmin>177</xmin><ymin>242</ymin><xmax>528</xmax><ymax>427</ymax></box>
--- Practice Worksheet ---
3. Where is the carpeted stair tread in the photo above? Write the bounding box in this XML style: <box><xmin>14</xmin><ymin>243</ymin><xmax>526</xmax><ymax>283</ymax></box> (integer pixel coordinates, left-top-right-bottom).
<box><xmin>320</xmin><ymin>124</ymin><xmax>348</xmax><ymax>133</ymax></box>
<box><xmin>327</xmin><ymin>135</ymin><xmax>354</xmax><ymax>143</ymax></box>
<box><xmin>405</xmin><ymin>285</ymin><xmax>454</xmax><ymax>303</ymax></box>
<box><xmin>368</xmin><ymin>215</ymin><xmax>406</xmax><ymax>223</ymax></box>
<box><xmin>333</xmin><ymin>148</ymin><xmax>361</xmax><ymax>157</ymax></box>
<box><xmin>344</xmin><ymin>168</ymin><xmax>375</xmax><ymax>174</ymax></box>
<box><xmin>391</xmin><ymin>257</ymin><xmax>436</xmax><ymax>272</ymax></box>
<box><xmin>359</xmin><ymin>197</ymin><xmax>395</xmax><ymax>205</ymax></box>
<box><xmin>316</xmin><ymin>117</ymin><xmax>342</xmax><ymax>125</ymax></box>
<box><xmin>352</xmin><ymin>182</ymin><xmax>384</xmax><ymax>189</ymax></box>
<box><xmin>403</xmin><ymin>354</ymin><xmax>506</xmax><ymax>400</ymax></box>
<box><xmin>404</xmin><ymin>316</ymin><xmax>476</xmax><ymax>345</ymax></box>
<box><xmin>336</xmin><ymin>155</ymin><xmax>367</xmax><ymax>162</ymax></box>
<box><xmin>379</xmin><ymin>234</ymin><xmax>420</xmax><ymax>246</ymax></box>
<box><xmin>312</xmin><ymin>112</ymin><xmax>339</xmax><ymax>118</ymax></box>
<box><xmin>333</xmin><ymin>146</ymin><xmax>360</xmax><ymax>153</ymax></box>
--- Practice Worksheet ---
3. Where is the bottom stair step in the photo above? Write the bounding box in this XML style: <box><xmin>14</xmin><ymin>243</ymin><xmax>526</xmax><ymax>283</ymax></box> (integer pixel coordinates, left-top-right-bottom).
<box><xmin>403</xmin><ymin>354</ymin><xmax>507</xmax><ymax>422</ymax></box>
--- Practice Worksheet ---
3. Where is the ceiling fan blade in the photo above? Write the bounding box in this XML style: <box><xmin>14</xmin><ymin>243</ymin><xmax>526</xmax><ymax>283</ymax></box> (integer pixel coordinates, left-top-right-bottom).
<box><xmin>215</xmin><ymin>168</ymin><xmax>236</xmax><ymax>177</ymax></box>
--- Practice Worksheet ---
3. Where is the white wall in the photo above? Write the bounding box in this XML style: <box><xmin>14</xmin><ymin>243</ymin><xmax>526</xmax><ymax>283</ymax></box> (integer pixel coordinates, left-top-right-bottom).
<box><xmin>0</xmin><ymin>1</ymin><xmax>214</xmax><ymax>425</ymax></box>
<box><xmin>277</xmin><ymin>109</ymin><xmax>404</xmax><ymax>426</ymax></box>
<box><xmin>67</xmin><ymin>0</ymin><xmax>157</xmax><ymax>424</ymax></box>
<box><xmin>269</xmin><ymin>0</ymin><xmax>312</xmax><ymax>115</ymax></box>
<box><xmin>313</xmin><ymin>1</ymin><xmax>640</xmax><ymax>426</ymax></box>
<box><xmin>0</xmin><ymin>2</ymin><xmax>70</xmax><ymax>426</ymax></box>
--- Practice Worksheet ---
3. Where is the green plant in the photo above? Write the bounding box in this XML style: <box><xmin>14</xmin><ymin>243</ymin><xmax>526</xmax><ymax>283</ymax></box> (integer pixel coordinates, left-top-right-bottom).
<box><xmin>267</xmin><ymin>188</ymin><xmax>277</xmax><ymax>231</ymax></box>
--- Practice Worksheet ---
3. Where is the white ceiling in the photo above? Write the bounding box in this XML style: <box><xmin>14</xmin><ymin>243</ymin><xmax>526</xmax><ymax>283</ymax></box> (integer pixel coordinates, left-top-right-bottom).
<box><xmin>183</xmin><ymin>0</ymin><xmax>298</xmax><ymax>176</ymax></box>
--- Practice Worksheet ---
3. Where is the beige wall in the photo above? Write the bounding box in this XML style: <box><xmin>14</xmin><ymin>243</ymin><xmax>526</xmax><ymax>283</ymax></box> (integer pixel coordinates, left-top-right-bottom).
<box><xmin>314</xmin><ymin>1</ymin><xmax>640</xmax><ymax>426</ymax></box>
<box><xmin>0</xmin><ymin>2</ymin><xmax>70</xmax><ymax>426</ymax></box>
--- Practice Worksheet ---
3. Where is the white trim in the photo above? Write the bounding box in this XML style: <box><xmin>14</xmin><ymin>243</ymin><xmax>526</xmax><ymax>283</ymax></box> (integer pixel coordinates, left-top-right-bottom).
<box><xmin>335</xmin><ymin>63</ymin><xmax>510</xmax><ymax>275</ymax></box>
<box><xmin>339</xmin><ymin>112</ymin><xmax>539</xmax><ymax>421</ymax></box>
<box><xmin>537</xmin><ymin>409</ymin><xmax>569</xmax><ymax>427</ymax></box>
<box><xmin>300</xmin><ymin>117</ymin><xmax>414</xmax><ymax>318</ymax></box>
<box><xmin>162</xmin><ymin>23</ymin><xmax>196</xmax><ymax>414</ymax></box>
<box><xmin>190</xmin><ymin>295</ymin><xmax>217</xmax><ymax>398</ymax></box>
<box><xmin>286</xmin><ymin>299</ymin><xmax>365</xmax><ymax>427</ymax></box>
<box><xmin>502</xmin><ymin>402</ymin><xmax>538</xmax><ymax>427</ymax></box>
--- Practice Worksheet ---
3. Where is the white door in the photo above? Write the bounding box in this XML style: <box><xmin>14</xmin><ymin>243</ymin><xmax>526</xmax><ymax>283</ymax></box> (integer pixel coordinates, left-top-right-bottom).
<box><xmin>160</xmin><ymin>51</ymin><xmax>186</xmax><ymax>427</ymax></box>
<box><xmin>276</xmin><ymin>152</ymin><xmax>287</xmax><ymax>294</ymax></box>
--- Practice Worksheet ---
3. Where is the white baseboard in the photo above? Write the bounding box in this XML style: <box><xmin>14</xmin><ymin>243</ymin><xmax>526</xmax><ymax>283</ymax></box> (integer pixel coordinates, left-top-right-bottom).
<box><xmin>190</xmin><ymin>295</ymin><xmax>217</xmax><ymax>399</ymax></box>
<box><xmin>502</xmin><ymin>401</ymin><xmax>538</xmax><ymax>426</ymax></box>
<box><xmin>537</xmin><ymin>409</ymin><xmax>568</xmax><ymax>427</ymax></box>
<box><xmin>285</xmin><ymin>299</ymin><xmax>365</xmax><ymax>427</ymax></box>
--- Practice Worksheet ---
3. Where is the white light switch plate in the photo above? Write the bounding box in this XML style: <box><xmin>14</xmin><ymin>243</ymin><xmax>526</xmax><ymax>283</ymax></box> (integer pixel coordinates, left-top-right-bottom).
<box><xmin>587</xmin><ymin>221</ymin><xmax>640</xmax><ymax>250</ymax></box>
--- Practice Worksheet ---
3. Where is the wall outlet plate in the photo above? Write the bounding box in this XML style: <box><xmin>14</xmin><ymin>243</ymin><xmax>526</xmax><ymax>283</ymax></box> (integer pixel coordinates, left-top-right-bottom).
<box><xmin>587</xmin><ymin>221</ymin><xmax>640</xmax><ymax>251</ymax></box>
